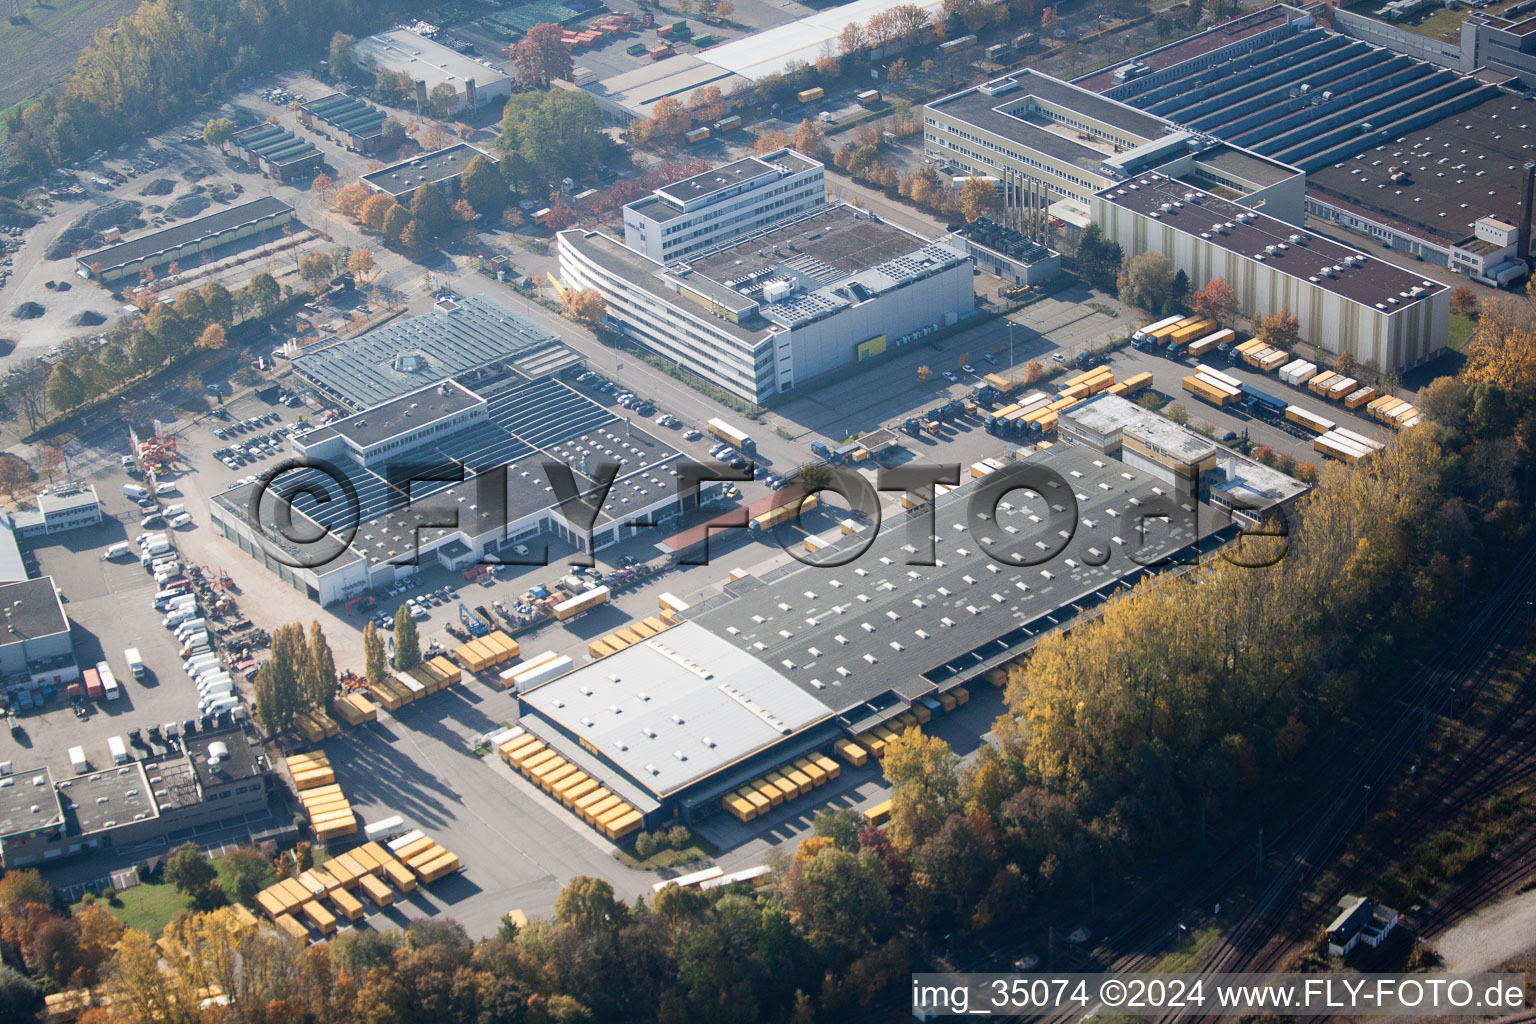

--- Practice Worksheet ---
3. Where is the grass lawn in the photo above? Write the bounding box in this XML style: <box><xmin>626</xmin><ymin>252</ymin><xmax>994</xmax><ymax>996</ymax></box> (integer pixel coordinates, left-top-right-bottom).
<box><xmin>77</xmin><ymin>847</ymin><xmax>300</xmax><ymax>937</ymax></box>
<box><xmin>0</xmin><ymin>0</ymin><xmax>142</xmax><ymax>110</ymax></box>
<box><xmin>1448</xmin><ymin>311</ymin><xmax>1477</xmax><ymax>351</ymax></box>
<box><xmin>613</xmin><ymin>829</ymin><xmax>719</xmax><ymax>871</ymax></box>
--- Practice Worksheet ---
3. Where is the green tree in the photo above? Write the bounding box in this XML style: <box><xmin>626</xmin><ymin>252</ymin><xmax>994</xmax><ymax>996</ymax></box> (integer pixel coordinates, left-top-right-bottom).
<box><xmin>382</xmin><ymin>204</ymin><xmax>413</xmax><ymax>243</ymax></box>
<box><xmin>1075</xmin><ymin>222</ymin><xmax>1123</xmax><ymax>290</ymax></box>
<box><xmin>172</xmin><ymin>289</ymin><xmax>207</xmax><ymax>324</ymax></box>
<box><xmin>46</xmin><ymin>362</ymin><xmax>86</xmax><ymax>411</ymax></box>
<box><xmin>499</xmin><ymin>90</ymin><xmax>612</xmax><ymax>193</ymax></box>
<box><xmin>812</xmin><ymin>806</ymin><xmax>862</xmax><ymax>850</ymax></box>
<box><xmin>308</xmin><ymin>622</ymin><xmax>337</xmax><ymax>708</ymax></box>
<box><xmin>0</xmin><ymin>964</ymin><xmax>41</xmax><ymax>1022</ymax></box>
<box><xmin>1116</xmin><ymin>250</ymin><xmax>1175</xmax><ymax>312</ymax></box>
<box><xmin>199</xmin><ymin>281</ymin><xmax>235</xmax><ymax>326</ymax></box>
<box><xmin>165</xmin><ymin>842</ymin><xmax>217</xmax><ymax>901</ymax></box>
<box><xmin>219</xmin><ymin>847</ymin><xmax>274</xmax><ymax>905</ymax></box>
<box><xmin>329</xmin><ymin>31</ymin><xmax>359</xmax><ymax>80</ymax></box>
<box><xmin>428</xmin><ymin>83</ymin><xmax>460</xmax><ymax>120</ymax></box>
<box><xmin>364</xmin><ymin>621</ymin><xmax>388</xmax><ymax>690</ymax></box>
<box><xmin>554</xmin><ymin>876</ymin><xmax>627</xmax><ymax>936</ymax></box>
<box><xmin>393</xmin><ymin>604</ymin><xmax>421</xmax><ymax>670</ymax></box>
<box><xmin>459</xmin><ymin>153</ymin><xmax>508</xmax><ymax>215</ymax></box>
<box><xmin>203</xmin><ymin>117</ymin><xmax>234</xmax><ymax>148</ymax></box>
<box><xmin>243</xmin><ymin>273</ymin><xmax>281</xmax><ymax>317</ymax></box>
<box><xmin>408</xmin><ymin>182</ymin><xmax>451</xmax><ymax>236</ymax></box>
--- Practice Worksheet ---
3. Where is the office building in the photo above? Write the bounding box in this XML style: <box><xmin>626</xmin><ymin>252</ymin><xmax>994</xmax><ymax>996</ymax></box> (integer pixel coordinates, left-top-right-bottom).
<box><xmin>621</xmin><ymin>150</ymin><xmax>826</xmax><ymax>264</ymax></box>
<box><xmin>361</xmin><ymin>143</ymin><xmax>498</xmax><ymax>202</ymax></box>
<box><xmin>0</xmin><ymin>577</ymin><xmax>79</xmax><ymax>703</ymax></box>
<box><xmin>923</xmin><ymin>68</ymin><xmax>1306</xmax><ymax>225</ymax></box>
<box><xmin>560</xmin><ymin>203</ymin><xmax>974</xmax><ymax>403</ymax></box>
<box><xmin>11</xmin><ymin>484</ymin><xmax>103</xmax><ymax>537</ymax></box>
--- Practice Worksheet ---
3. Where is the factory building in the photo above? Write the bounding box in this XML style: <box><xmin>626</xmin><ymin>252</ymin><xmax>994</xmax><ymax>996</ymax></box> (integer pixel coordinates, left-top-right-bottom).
<box><xmin>1092</xmin><ymin>172</ymin><xmax>1449</xmax><ymax>372</ymax></box>
<box><xmin>224</xmin><ymin>124</ymin><xmax>323</xmax><ymax>182</ymax></box>
<box><xmin>0</xmin><ymin>577</ymin><xmax>79</xmax><ymax>706</ymax></box>
<box><xmin>516</xmin><ymin>442</ymin><xmax>1296</xmax><ymax>825</ymax></box>
<box><xmin>0</xmin><ymin>728</ymin><xmax>271</xmax><ymax>868</ymax></box>
<box><xmin>213</xmin><ymin>300</ymin><xmax>712</xmax><ymax>606</ymax></box>
<box><xmin>1078</xmin><ymin>4</ymin><xmax>1536</xmax><ymax>279</ymax></box>
<box><xmin>10</xmin><ymin>484</ymin><xmax>102</xmax><ymax>537</ymax></box>
<box><xmin>922</xmin><ymin>68</ymin><xmax>1306</xmax><ymax>226</ymax></box>
<box><xmin>620</xmin><ymin>149</ymin><xmax>827</xmax><ymax>264</ymax></box>
<box><xmin>299</xmin><ymin>94</ymin><xmax>390</xmax><ymax>153</ymax></box>
<box><xmin>560</xmin><ymin>203</ymin><xmax>974</xmax><ymax>404</ymax></box>
<box><xmin>352</xmin><ymin>29</ymin><xmax>511</xmax><ymax>112</ymax></box>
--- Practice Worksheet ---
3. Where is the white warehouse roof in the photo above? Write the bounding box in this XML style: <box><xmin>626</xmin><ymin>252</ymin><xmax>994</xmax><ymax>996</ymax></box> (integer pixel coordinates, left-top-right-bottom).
<box><xmin>697</xmin><ymin>0</ymin><xmax>947</xmax><ymax>81</ymax></box>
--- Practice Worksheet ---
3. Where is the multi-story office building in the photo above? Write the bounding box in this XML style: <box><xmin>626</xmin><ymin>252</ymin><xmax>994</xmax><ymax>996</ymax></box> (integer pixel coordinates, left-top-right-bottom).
<box><xmin>621</xmin><ymin>149</ymin><xmax>826</xmax><ymax>264</ymax></box>
<box><xmin>561</xmin><ymin>204</ymin><xmax>974</xmax><ymax>403</ymax></box>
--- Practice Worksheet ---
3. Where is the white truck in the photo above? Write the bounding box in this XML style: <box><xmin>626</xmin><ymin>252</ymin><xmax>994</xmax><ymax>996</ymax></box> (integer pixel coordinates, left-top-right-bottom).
<box><xmin>124</xmin><ymin>648</ymin><xmax>145</xmax><ymax>681</ymax></box>
<box><xmin>97</xmin><ymin>661</ymin><xmax>120</xmax><ymax>701</ymax></box>
<box><xmin>108</xmin><ymin>735</ymin><xmax>129</xmax><ymax>765</ymax></box>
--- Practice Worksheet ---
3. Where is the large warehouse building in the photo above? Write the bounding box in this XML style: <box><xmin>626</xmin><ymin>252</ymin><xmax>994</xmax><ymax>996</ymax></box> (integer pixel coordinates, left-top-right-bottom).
<box><xmin>560</xmin><ymin>203</ymin><xmax>974</xmax><ymax>404</ymax></box>
<box><xmin>1092</xmin><ymin>171</ymin><xmax>1448</xmax><ymax>371</ymax></box>
<box><xmin>76</xmin><ymin>197</ymin><xmax>295</xmax><ymax>286</ymax></box>
<box><xmin>353</xmin><ymin>28</ymin><xmax>511</xmax><ymax>112</ymax></box>
<box><xmin>1075</xmin><ymin>3</ymin><xmax>1536</xmax><ymax>277</ymax></box>
<box><xmin>516</xmin><ymin>439</ymin><xmax>1296</xmax><ymax>826</ymax></box>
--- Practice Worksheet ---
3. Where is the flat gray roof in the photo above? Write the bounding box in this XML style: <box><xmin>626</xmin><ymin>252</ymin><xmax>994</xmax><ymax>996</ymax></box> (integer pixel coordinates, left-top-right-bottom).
<box><xmin>1212</xmin><ymin>454</ymin><xmax>1310</xmax><ymax>509</ymax></box>
<box><xmin>688</xmin><ymin>203</ymin><xmax>934</xmax><ymax>284</ymax></box>
<box><xmin>318</xmin><ymin>380</ymin><xmax>484</xmax><ymax>451</ymax></box>
<box><xmin>291</xmin><ymin>295</ymin><xmax>561</xmax><ymax>409</ymax></box>
<box><xmin>558</xmin><ymin>230</ymin><xmax>772</xmax><ymax>345</ymax></box>
<box><xmin>77</xmin><ymin>196</ymin><xmax>292</xmax><ymax>273</ymax></box>
<box><xmin>654</xmin><ymin>151</ymin><xmax>819</xmax><ymax>207</ymax></box>
<box><xmin>0</xmin><ymin>767</ymin><xmax>63</xmax><ymax>839</ymax></box>
<box><xmin>353</xmin><ymin>29</ymin><xmax>509</xmax><ymax>91</ymax></box>
<box><xmin>520</xmin><ymin>621</ymin><xmax>835</xmax><ymax>798</ymax></box>
<box><xmin>0</xmin><ymin>577</ymin><xmax>69</xmax><ymax>644</ymax></box>
<box><xmin>362</xmin><ymin>143</ymin><xmax>496</xmax><ymax>197</ymax></box>
<box><xmin>929</xmin><ymin>69</ymin><xmax>1174</xmax><ymax>172</ymax></box>
<box><xmin>1096</xmin><ymin>172</ymin><xmax>1447</xmax><ymax>308</ymax></box>
<box><xmin>1193</xmin><ymin>144</ymin><xmax>1301</xmax><ymax>188</ymax></box>
<box><xmin>62</xmin><ymin>763</ymin><xmax>157</xmax><ymax>836</ymax></box>
<box><xmin>1306</xmin><ymin>93</ymin><xmax>1536</xmax><ymax>248</ymax></box>
<box><xmin>683</xmin><ymin>444</ymin><xmax>1229</xmax><ymax>711</ymax></box>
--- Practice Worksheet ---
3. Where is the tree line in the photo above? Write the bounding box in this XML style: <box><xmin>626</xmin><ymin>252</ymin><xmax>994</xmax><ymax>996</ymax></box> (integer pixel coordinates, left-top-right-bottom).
<box><xmin>2</xmin><ymin>0</ymin><xmax>425</xmax><ymax>181</ymax></box>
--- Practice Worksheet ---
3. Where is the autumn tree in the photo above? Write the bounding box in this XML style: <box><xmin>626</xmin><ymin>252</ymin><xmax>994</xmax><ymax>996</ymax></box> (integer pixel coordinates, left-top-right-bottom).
<box><xmin>347</xmin><ymin>246</ymin><xmax>376</xmax><ymax>283</ymax></box>
<box><xmin>569</xmin><ymin>289</ymin><xmax>607</xmax><ymax>323</ymax></box>
<box><xmin>514</xmin><ymin>22</ymin><xmax>575</xmax><ymax>87</ymax></box>
<box><xmin>1335</xmin><ymin>350</ymin><xmax>1358</xmax><ymax>376</ymax></box>
<box><xmin>197</xmin><ymin>324</ymin><xmax>227</xmax><ymax>351</ymax></box>
<box><xmin>311</xmin><ymin>171</ymin><xmax>335</xmax><ymax>202</ymax></box>
<box><xmin>307</xmin><ymin>622</ymin><xmax>337</xmax><ymax>709</ymax></box>
<box><xmin>755</xmin><ymin>129</ymin><xmax>790</xmax><ymax>155</ymax></box>
<box><xmin>382</xmin><ymin>204</ymin><xmax>413</xmax><ymax>243</ymax></box>
<box><xmin>1256</xmin><ymin>308</ymin><xmax>1301</xmax><ymax>350</ymax></box>
<box><xmin>839</xmin><ymin>20</ymin><xmax>869</xmax><ymax>57</ymax></box>
<box><xmin>887</xmin><ymin>57</ymin><xmax>910</xmax><ymax>83</ymax></box>
<box><xmin>361</xmin><ymin>193</ymin><xmax>397</xmax><ymax>232</ymax></box>
<box><xmin>791</xmin><ymin>118</ymin><xmax>828</xmax><ymax>160</ymax></box>
<box><xmin>1191</xmin><ymin>276</ymin><xmax>1236</xmax><ymax>323</ymax></box>
<box><xmin>1450</xmin><ymin>285</ymin><xmax>1479</xmax><ymax>315</ymax></box>
<box><xmin>1023</xmin><ymin>359</ymin><xmax>1044</xmax><ymax>383</ymax></box>
<box><xmin>690</xmin><ymin>85</ymin><xmax>727</xmax><ymax>123</ymax></box>
<box><xmin>960</xmin><ymin>176</ymin><xmax>1002</xmax><ymax>222</ymax></box>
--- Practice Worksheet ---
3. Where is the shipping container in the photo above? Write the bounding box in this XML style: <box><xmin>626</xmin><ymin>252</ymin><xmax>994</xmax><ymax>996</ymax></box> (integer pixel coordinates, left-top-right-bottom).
<box><xmin>553</xmin><ymin>588</ymin><xmax>609</xmax><ymax>622</ymax></box>
<box><xmin>1326</xmin><ymin>376</ymin><xmax>1358</xmax><ymax>401</ymax></box>
<box><xmin>863</xmin><ymin>800</ymin><xmax>893</xmax><ymax>826</ymax></box>
<box><xmin>1345</xmin><ymin>386</ymin><xmax>1377</xmax><ymax>409</ymax></box>
<box><xmin>857</xmin><ymin>88</ymin><xmax>880</xmax><ymax>106</ymax></box>
<box><xmin>1314</xmin><ymin>433</ymin><xmax>1370</xmax><ymax>464</ymax></box>
<box><xmin>1308</xmin><ymin>370</ymin><xmax>1339</xmax><ymax>395</ymax></box>
<box><xmin>301</xmin><ymin>901</ymin><xmax>337</xmax><ymax>936</ymax></box>
<box><xmin>1188</xmin><ymin>329</ymin><xmax>1233</xmax><ymax>357</ymax></box>
<box><xmin>1116</xmin><ymin>371</ymin><xmax>1154</xmax><ymax>397</ymax></box>
<box><xmin>359</xmin><ymin>873</ymin><xmax>394</xmax><ymax>907</ymax></box>
<box><xmin>1285</xmin><ymin>406</ymin><xmax>1335</xmax><ymax>435</ymax></box>
<box><xmin>82</xmin><ymin>668</ymin><xmax>103</xmax><ymax>699</ymax></box>
<box><xmin>797</xmin><ymin>86</ymin><xmax>824</xmax><ymax>103</ymax></box>
<box><xmin>685</xmin><ymin>126</ymin><xmax>710</xmax><ymax>144</ymax></box>
<box><xmin>275</xmin><ymin>914</ymin><xmax>310</xmax><ymax>942</ymax></box>
<box><xmin>1183</xmin><ymin>375</ymin><xmax>1238</xmax><ymax>406</ymax></box>
<box><xmin>1332</xmin><ymin>426</ymin><xmax>1385</xmax><ymax>452</ymax></box>
<box><xmin>714</xmin><ymin>115</ymin><xmax>742</xmax><ymax>133</ymax></box>
<box><xmin>1133</xmin><ymin>314</ymin><xmax>1185</xmax><ymax>342</ymax></box>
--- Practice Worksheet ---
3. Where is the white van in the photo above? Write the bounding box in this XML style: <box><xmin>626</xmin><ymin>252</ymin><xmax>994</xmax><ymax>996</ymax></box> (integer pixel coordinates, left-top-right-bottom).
<box><xmin>151</xmin><ymin>557</ymin><xmax>179</xmax><ymax>574</ymax></box>
<box><xmin>179</xmin><ymin>633</ymin><xmax>208</xmax><ymax>651</ymax></box>
<box><xmin>161</xmin><ymin>504</ymin><xmax>186</xmax><ymax>518</ymax></box>
<box><xmin>144</xmin><ymin>542</ymin><xmax>172</xmax><ymax>559</ymax></box>
<box><xmin>103</xmin><ymin>542</ymin><xmax>132</xmax><ymax>561</ymax></box>
<box><xmin>198</xmin><ymin>674</ymin><xmax>232</xmax><ymax>691</ymax></box>
<box><xmin>164</xmin><ymin>610</ymin><xmax>194</xmax><ymax>629</ymax></box>
<box><xmin>123</xmin><ymin>484</ymin><xmax>149</xmax><ymax>499</ymax></box>
<box><xmin>137</xmin><ymin>532</ymin><xmax>166</xmax><ymax>548</ymax></box>
<box><xmin>170</xmin><ymin>514</ymin><xmax>193</xmax><ymax>529</ymax></box>
<box><xmin>153</xmin><ymin>483</ymin><xmax>178</xmax><ymax>496</ymax></box>
<box><xmin>69</xmin><ymin>746</ymin><xmax>89</xmax><ymax>774</ymax></box>
<box><xmin>202</xmin><ymin>696</ymin><xmax>238</xmax><ymax>715</ymax></box>
<box><xmin>199</xmin><ymin>684</ymin><xmax>234</xmax><ymax>702</ymax></box>
<box><xmin>154</xmin><ymin>569</ymin><xmax>183</xmax><ymax>586</ymax></box>
<box><xmin>186</xmin><ymin>659</ymin><xmax>219</xmax><ymax>677</ymax></box>
<box><xmin>174</xmin><ymin>618</ymin><xmax>207</xmax><ymax>638</ymax></box>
